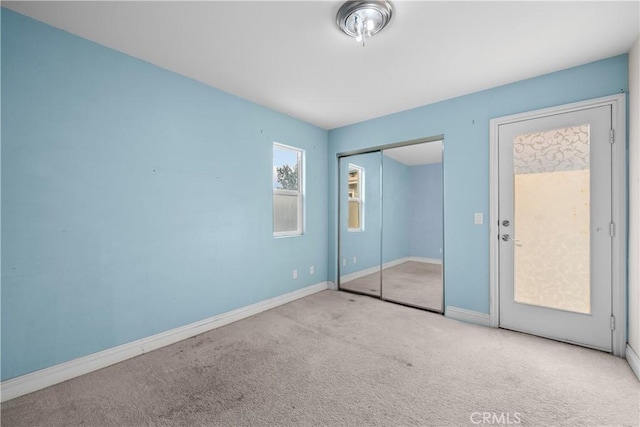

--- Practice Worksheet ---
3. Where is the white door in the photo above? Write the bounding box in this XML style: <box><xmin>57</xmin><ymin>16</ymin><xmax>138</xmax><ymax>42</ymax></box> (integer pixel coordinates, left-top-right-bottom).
<box><xmin>498</xmin><ymin>105</ymin><xmax>613</xmax><ymax>351</ymax></box>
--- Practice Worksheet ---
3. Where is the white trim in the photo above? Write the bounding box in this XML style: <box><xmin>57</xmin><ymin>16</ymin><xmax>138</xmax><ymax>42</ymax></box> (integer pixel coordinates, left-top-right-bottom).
<box><xmin>610</xmin><ymin>95</ymin><xmax>627</xmax><ymax>357</ymax></box>
<box><xmin>489</xmin><ymin>113</ymin><xmax>500</xmax><ymax>328</ymax></box>
<box><xmin>445</xmin><ymin>306</ymin><xmax>492</xmax><ymax>327</ymax></box>
<box><xmin>489</xmin><ymin>94</ymin><xmax>627</xmax><ymax>356</ymax></box>
<box><xmin>0</xmin><ymin>281</ymin><xmax>329</xmax><ymax>403</ymax></box>
<box><xmin>626</xmin><ymin>344</ymin><xmax>640</xmax><ymax>381</ymax></box>
<box><xmin>340</xmin><ymin>257</ymin><xmax>408</xmax><ymax>284</ymax></box>
<box><xmin>340</xmin><ymin>264</ymin><xmax>381</xmax><ymax>284</ymax></box>
<box><xmin>408</xmin><ymin>256</ymin><xmax>442</xmax><ymax>265</ymax></box>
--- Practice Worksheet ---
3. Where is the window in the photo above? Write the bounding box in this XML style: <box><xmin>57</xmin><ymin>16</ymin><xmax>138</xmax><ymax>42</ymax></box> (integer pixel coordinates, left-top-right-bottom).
<box><xmin>348</xmin><ymin>164</ymin><xmax>364</xmax><ymax>231</ymax></box>
<box><xmin>273</xmin><ymin>143</ymin><xmax>303</xmax><ymax>237</ymax></box>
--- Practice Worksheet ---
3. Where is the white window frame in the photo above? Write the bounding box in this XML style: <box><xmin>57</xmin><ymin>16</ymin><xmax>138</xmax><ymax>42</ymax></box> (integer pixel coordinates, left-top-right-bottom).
<box><xmin>348</xmin><ymin>164</ymin><xmax>364</xmax><ymax>232</ymax></box>
<box><xmin>273</xmin><ymin>142</ymin><xmax>304</xmax><ymax>238</ymax></box>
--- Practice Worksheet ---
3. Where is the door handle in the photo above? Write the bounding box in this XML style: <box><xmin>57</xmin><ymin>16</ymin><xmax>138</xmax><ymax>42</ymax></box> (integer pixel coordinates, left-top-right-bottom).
<box><xmin>501</xmin><ymin>234</ymin><xmax>523</xmax><ymax>246</ymax></box>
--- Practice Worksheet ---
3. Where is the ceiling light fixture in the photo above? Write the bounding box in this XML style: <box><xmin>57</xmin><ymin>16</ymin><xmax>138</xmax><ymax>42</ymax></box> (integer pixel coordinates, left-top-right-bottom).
<box><xmin>336</xmin><ymin>0</ymin><xmax>393</xmax><ymax>47</ymax></box>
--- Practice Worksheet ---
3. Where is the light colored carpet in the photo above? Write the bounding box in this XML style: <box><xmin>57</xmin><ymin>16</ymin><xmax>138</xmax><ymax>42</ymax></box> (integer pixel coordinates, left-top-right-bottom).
<box><xmin>339</xmin><ymin>270</ymin><xmax>382</xmax><ymax>295</ymax></box>
<box><xmin>382</xmin><ymin>261</ymin><xmax>442</xmax><ymax>311</ymax></box>
<box><xmin>340</xmin><ymin>261</ymin><xmax>443</xmax><ymax>311</ymax></box>
<box><xmin>2</xmin><ymin>290</ymin><xmax>638</xmax><ymax>426</ymax></box>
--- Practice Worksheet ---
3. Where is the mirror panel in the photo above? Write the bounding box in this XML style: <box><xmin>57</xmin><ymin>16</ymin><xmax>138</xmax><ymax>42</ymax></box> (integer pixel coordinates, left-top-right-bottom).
<box><xmin>339</xmin><ymin>152</ymin><xmax>382</xmax><ymax>297</ymax></box>
<box><xmin>382</xmin><ymin>141</ymin><xmax>444</xmax><ymax>311</ymax></box>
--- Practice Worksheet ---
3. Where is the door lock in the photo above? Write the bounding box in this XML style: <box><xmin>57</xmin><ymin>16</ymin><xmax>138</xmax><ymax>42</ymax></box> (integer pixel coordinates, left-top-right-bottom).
<box><xmin>502</xmin><ymin>220</ymin><xmax>510</xmax><ymax>227</ymax></box>
<box><xmin>501</xmin><ymin>234</ymin><xmax>523</xmax><ymax>246</ymax></box>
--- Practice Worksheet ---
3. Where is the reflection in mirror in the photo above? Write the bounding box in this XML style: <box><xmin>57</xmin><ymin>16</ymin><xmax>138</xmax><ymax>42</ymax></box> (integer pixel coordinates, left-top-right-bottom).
<box><xmin>339</xmin><ymin>152</ymin><xmax>381</xmax><ymax>297</ymax></box>
<box><xmin>382</xmin><ymin>141</ymin><xmax>443</xmax><ymax>311</ymax></box>
<box><xmin>348</xmin><ymin>165</ymin><xmax>364</xmax><ymax>231</ymax></box>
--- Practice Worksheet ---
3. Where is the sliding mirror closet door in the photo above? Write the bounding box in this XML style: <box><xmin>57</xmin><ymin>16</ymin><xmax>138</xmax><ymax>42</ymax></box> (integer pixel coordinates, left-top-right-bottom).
<box><xmin>338</xmin><ymin>152</ymin><xmax>382</xmax><ymax>297</ymax></box>
<box><xmin>381</xmin><ymin>142</ymin><xmax>444</xmax><ymax>311</ymax></box>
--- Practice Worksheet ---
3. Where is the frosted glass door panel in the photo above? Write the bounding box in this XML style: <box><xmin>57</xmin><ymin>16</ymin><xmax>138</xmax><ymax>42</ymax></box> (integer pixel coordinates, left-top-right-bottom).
<box><xmin>513</xmin><ymin>125</ymin><xmax>591</xmax><ymax>314</ymax></box>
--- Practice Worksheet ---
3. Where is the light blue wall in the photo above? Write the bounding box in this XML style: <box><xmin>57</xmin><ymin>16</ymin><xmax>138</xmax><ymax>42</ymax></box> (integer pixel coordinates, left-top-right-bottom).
<box><xmin>328</xmin><ymin>55</ymin><xmax>628</xmax><ymax>314</ymax></box>
<box><xmin>382</xmin><ymin>155</ymin><xmax>410</xmax><ymax>264</ymax></box>
<box><xmin>1</xmin><ymin>9</ymin><xmax>328</xmax><ymax>381</ymax></box>
<box><xmin>409</xmin><ymin>163</ymin><xmax>443</xmax><ymax>260</ymax></box>
<box><xmin>339</xmin><ymin>152</ymin><xmax>381</xmax><ymax>275</ymax></box>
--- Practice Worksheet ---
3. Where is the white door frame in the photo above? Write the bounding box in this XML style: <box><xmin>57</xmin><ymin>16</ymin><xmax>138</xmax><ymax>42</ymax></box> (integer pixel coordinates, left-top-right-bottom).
<box><xmin>489</xmin><ymin>94</ymin><xmax>627</xmax><ymax>357</ymax></box>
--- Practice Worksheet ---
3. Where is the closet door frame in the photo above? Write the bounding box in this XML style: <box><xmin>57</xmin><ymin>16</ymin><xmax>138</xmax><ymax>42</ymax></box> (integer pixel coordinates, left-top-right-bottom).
<box><xmin>336</xmin><ymin>134</ymin><xmax>445</xmax><ymax>312</ymax></box>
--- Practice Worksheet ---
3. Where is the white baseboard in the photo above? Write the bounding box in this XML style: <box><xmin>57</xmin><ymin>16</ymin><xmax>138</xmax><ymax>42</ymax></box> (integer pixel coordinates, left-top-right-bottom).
<box><xmin>340</xmin><ymin>265</ymin><xmax>380</xmax><ymax>284</ymax></box>
<box><xmin>408</xmin><ymin>256</ymin><xmax>443</xmax><ymax>265</ymax></box>
<box><xmin>340</xmin><ymin>257</ymin><xmax>409</xmax><ymax>284</ymax></box>
<box><xmin>0</xmin><ymin>281</ymin><xmax>329</xmax><ymax>402</ymax></box>
<box><xmin>445</xmin><ymin>306</ymin><xmax>492</xmax><ymax>327</ymax></box>
<box><xmin>626</xmin><ymin>344</ymin><xmax>640</xmax><ymax>381</ymax></box>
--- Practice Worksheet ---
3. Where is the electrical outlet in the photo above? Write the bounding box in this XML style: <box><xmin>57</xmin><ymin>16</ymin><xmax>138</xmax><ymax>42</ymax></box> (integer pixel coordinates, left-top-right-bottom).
<box><xmin>474</xmin><ymin>212</ymin><xmax>483</xmax><ymax>225</ymax></box>
<box><xmin>353</xmin><ymin>256</ymin><xmax>357</xmax><ymax>264</ymax></box>
<box><xmin>310</xmin><ymin>265</ymin><xmax>315</xmax><ymax>275</ymax></box>
<box><xmin>292</xmin><ymin>269</ymin><xmax>298</xmax><ymax>279</ymax></box>
<box><xmin>343</xmin><ymin>258</ymin><xmax>346</xmax><ymax>266</ymax></box>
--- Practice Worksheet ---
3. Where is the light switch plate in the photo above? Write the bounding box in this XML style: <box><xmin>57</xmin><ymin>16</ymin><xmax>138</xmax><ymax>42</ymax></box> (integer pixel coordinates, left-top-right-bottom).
<box><xmin>474</xmin><ymin>212</ymin><xmax>483</xmax><ymax>224</ymax></box>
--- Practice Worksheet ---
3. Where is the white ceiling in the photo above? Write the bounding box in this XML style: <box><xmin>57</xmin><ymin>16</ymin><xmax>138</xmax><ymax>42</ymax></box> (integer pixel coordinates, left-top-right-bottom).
<box><xmin>4</xmin><ymin>1</ymin><xmax>639</xmax><ymax>130</ymax></box>
<box><xmin>384</xmin><ymin>141</ymin><xmax>442</xmax><ymax>166</ymax></box>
